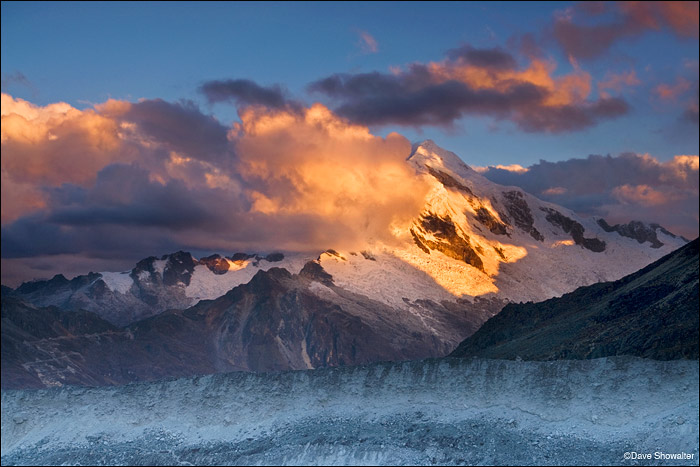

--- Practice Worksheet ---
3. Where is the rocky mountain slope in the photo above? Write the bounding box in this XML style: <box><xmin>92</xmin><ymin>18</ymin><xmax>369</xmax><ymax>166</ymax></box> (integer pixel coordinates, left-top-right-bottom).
<box><xmin>451</xmin><ymin>238</ymin><xmax>699</xmax><ymax>360</ymax></box>
<box><xmin>2</xmin><ymin>264</ymin><xmax>496</xmax><ymax>389</ymax></box>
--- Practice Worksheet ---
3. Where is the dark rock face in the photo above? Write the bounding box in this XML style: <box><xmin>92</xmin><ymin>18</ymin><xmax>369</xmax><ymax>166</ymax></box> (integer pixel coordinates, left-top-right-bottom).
<box><xmin>2</xmin><ymin>264</ymin><xmax>498</xmax><ymax>389</ymax></box>
<box><xmin>451</xmin><ymin>239</ymin><xmax>699</xmax><ymax>361</ymax></box>
<box><xmin>597</xmin><ymin>219</ymin><xmax>673</xmax><ymax>249</ymax></box>
<box><xmin>411</xmin><ymin>213</ymin><xmax>484</xmax><ymax>272</ymax></box>
<box><xmin>360</xmin><ymin>251</ymin><xmax>376</xmax><ymax>261</ymax></box>
<box><xmin>15</xmin><ymin>273</ymin><xmax>102</xmax><ymax>296</ymax></box>
<box><xmin>541</xmin><ymin>208</ymin><xmax>606</xmax><ymax>252</ymax></box>
<box><xmin>475</xmin><ymin>207</ymin><xmax>509</xmax><ymax>236</ymax></box>
<box><xmin>501</xmin><ymin>191</ymin><xmax>544</xmax><ymax>242</ymax></box>
<box><xmin>199</xmin><ymin>254</ymin><xmax>231</xmax><ymax>274</ymax></box>
<box><xmin>299</xmin><ymin>261</ymin><xmax>334</xmax><ymax>286</ymax></box>
<box><xmin>230</xmin><ymin>252</ymin><xmax>255</xmax><ymax>262</ymax></box>
<box><xmin>411</xmin><ymin>229</ymin><xmax>431</xmax><ymax>253</ymax></box>
<box><xmin>15</xmin><ymin>274</ymin><xmax>70</xmax><ymax>295</ymax></box>
<box><xmin>264</xmin><ymin>252</ymin><xmax>285</xmax><ymax>262</ymax></box>
<box><xmin>427</xmin><ymin>166</ymin><xmax>475</xmax><ymax>197</ymax></box>
<box><xmin>161</xmin><ymin>251</ymin><xmax>197</xmax><ymax>286</ymax></box>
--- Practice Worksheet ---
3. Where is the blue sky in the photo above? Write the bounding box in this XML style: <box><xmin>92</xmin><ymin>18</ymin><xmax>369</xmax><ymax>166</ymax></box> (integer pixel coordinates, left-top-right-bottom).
<box><xmin>1</xmin><ymin>1</ymin><xmax>698</xmax><ymax>285</ymax></box>
<box><xmin>2</xmin><ymin>1</ymin><xmax>697</xmax><ymax>166</ymax></box>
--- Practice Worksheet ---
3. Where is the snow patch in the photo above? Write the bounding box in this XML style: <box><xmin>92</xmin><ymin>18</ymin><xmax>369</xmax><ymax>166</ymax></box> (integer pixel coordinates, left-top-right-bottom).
<box><xmin>185</xmin><ymin>254</ymin><xmax>312</xmax><ymax>302</ymax></box>
<box><xmin>137</xmin><ymin>270</ymin><xmax>150</xmax><ymax>281</ymax></box>
<box><xmin>99</xmin><ymin>272</ymin><xmax>133</xmax><ymax>294</ymax></box>
<box><xmin>153</xmin><ymin>259</ymin><xmax>167</xmax><ymax>276</ymax></box>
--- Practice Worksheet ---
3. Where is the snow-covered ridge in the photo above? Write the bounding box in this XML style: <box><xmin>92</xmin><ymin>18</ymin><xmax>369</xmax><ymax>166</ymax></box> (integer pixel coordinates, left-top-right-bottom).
<box><xmin>184</xmin><ymin>253</ymin><xmax>310</xmax><ymax>302</ymax></box>
<box><xmin>98</xmin><ymin>252</ymin><xmax>311</xmax><ymax>303</ymax></box>
<box><xmin>10</xmin><ymin>140</ymin><xmax>688</xmax><ymax>329</ymax></box>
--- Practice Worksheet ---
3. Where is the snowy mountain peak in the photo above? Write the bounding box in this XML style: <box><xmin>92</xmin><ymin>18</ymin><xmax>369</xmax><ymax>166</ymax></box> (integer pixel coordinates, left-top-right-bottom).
<box><xmin>409</xmin><ymin>139</ymin><xmax>474</xmax><ymax>177</ymax></box>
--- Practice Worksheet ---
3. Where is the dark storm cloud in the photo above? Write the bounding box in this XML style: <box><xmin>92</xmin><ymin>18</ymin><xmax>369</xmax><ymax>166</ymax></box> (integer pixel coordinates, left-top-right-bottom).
<box><xmin>446</xmin><ymin>45</ymin><xmax>517</xmax><ymax>70</ymax></box>
<box><xmin>199</xmin><ymin>79</ymin><xmax>298</xmax><ymax>110</ymax></box>
<box><xmin>123</xmin><ymin>99</ymin><xmax>231</xmax><ymax>163</ymax></box>
<box><xmin>45</xmin><ymin>165</ymin><xmax>224</xmax><ymax>229</ymax></box>
<box><xmin>312</xmin><ymin>75</ymin><xmax>544</xmax><ymax>127</ymax></box>
<box><xmin>309</xmin><ymin>65</ymin><xmax>628</xmax><ymax>132</ymax></box>
<box><xmin>515</xmin><ymin>97</ymin><xmax>628</xmax><ymax>133</ymax></box>
<box><xmin>1</xmin><ymin>164</ymin><xmax>246</xmax><ymax>259</ymax></box>
<box><xmin>553</xmin><ymin>1</ymin><xmax>699</xmax><ymax>60</ymax></box>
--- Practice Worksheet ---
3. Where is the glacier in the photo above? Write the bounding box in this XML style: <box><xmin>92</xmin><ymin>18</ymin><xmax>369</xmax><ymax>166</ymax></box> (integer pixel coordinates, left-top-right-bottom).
<box><xmin>2</xmin><ymin>357</ymin><xmax>698</xmax><ymax>466</ymax></box>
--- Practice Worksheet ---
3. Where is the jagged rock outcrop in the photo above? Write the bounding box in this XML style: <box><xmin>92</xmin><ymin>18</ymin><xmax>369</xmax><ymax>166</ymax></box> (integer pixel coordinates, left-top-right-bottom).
<box><xmin>597</xmin><ymin>219</ymin><xmax>676</xmax><ymax>248</ymax></box>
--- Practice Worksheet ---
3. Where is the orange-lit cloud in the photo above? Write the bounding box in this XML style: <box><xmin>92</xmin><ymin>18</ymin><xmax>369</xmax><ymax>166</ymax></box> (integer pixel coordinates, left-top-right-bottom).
<box><xmin>2</xmin><ymin>95</ymin><xmax>432</xmax><ymax>270</ymax></box>
<box><xmin>619</xmin><ymin>1</ymin><xmax>699</xmax><ymax>38</ymax></box>
<box><xmin>554</xmin><ymin>1</ymin><xmax>699</xmax><ymax>60</ymax></box>
<box><xmin>1</xmin><ymin>94</ymin><xmax>138</xmax><ymax>222</ymax></box>
<box><xmin>310</xmin><ymin>45</ymin><xmax>628</xmax><ymax>132</ymax></box>
<box><xmin>653</xmin><ymin>77</ymin><xmax>692</xmax><ymax>101</ymax></box>
<box><xmin>542</xmin><ymin>186</ymin><xmax>567</xmax><ymax>195</ymax></box>
<box><xmin>232</xmin><ymin>103</ymin><xmax>430</xmax><ymax>249</ymax></box>
<box><xmin>430</xmin><ymin>52</ymin><xmax>593</xmax><ymax>107</ymax></box>
<box><xmin>598</xmin><ymin>70</ymin><xmax>641</xmax><ymax>98</ymax></box>
<box><xmin>473</xmin><ymin>164</ymin><xmax>529</xmax><ymax>174</ymax></box>
<box><xmin>612</xmin><ymin>184</ymin><xmax>675</xmax><ymax>206</ymax></box>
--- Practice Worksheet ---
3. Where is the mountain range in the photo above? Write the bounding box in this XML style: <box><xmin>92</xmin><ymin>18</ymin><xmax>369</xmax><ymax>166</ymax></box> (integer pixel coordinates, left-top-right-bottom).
<box><xmin>0</xmin><ymin>141</ymin><xmax>690</xmax><ymax>389</ymax></box>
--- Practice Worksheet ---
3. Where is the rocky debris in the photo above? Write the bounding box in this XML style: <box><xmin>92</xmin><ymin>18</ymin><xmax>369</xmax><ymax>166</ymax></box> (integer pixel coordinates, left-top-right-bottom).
<box><xmin>541</xmin><ymin>208</ymin><xmax>606</xmax><ymax>252</ymax></box>
<box><xmin>412</xmin><ymin>213</ymin><xmax>484</xmax><ymax>272</ymax></box>
<box><xmin>597</xmin><ymin>219</ymin><xmax>671</xmax><ymax>249</ymax></box>
<box><xmin>501</xmin><ymin>191</ymin><xmax>544</xmax><ymax>242</ymax></box>
<box><xmin>451</xmin><ymin>239</ymin><xmax>699</xmax><ymax>360</ymax></box>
